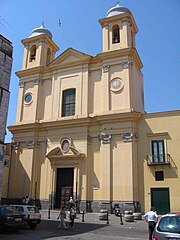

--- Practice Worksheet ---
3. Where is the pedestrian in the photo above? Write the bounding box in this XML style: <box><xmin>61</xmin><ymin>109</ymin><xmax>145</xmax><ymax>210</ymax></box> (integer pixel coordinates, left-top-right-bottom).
<box><xmin>22</xmin><ymin>197</ymin><xmax>26</xmax><ymax>205</ymax></box>
<box><xmin>57</xmin><ymin>206</ymin><xmax>67</xmax><ymax>230</ymax></box>
<box><xmin>69</xmin><ymin>196</ymin><xmax>75</xmax><ymax>208</ymax></box>
<box><xmin>68</xmin><ymin>205</ymin><xmax>76</xmax><ymax>229</ymax></box>
<box><xmin>144</xmin><ymin>207</ymin><xmax>159</xmax><ymax>240</ymax></box>
<box><xmin>25</xmin><ymin>196</ymin><xmax>30</xmax><ymax>204</ymax></box>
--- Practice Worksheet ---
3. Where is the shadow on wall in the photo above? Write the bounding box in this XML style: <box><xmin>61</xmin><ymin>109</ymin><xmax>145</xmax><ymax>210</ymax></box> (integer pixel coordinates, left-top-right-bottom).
<box><xmin>2</xmin><ymin>143</ymin><xmax>43</xmax><ymax>210</ymax></box>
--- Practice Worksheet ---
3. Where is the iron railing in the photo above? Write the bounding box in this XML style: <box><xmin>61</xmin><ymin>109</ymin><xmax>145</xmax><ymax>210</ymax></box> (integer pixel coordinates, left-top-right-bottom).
<box><xmin>147</xmin><ymin>154</ymin><xmax>171</xmax><ymax>166</ymax></box>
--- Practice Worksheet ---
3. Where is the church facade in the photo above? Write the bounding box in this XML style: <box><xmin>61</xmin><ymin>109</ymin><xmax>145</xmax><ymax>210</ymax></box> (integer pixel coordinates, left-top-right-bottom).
<box><xmin>8</xmin><ymin>4</ymin><xmax>180</xmax><ymax>214</ymax></box>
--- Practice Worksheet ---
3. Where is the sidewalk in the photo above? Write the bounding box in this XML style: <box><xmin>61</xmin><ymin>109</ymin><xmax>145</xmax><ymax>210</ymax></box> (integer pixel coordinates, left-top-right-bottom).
<box><xmin>40</xmin><ymin>209</ymin><xmax>147</xmax><ymax>227</ymax></box>
<box><xmin>38</xmin><ymin>210</ymin><xmax>148</xmax><ymax>240</ymax></box>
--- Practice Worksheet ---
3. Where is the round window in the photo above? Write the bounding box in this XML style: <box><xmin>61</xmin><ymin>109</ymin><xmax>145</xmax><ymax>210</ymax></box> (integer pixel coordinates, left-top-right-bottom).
<box><xmin>24</xmin><ymin>93</ymin><xmax>32</xmax><ymax>104</ymax></box>
<box><xmin>60</xmin><ymin>137</ymin><xmax>72</xmax><ymax>153</ymax></box>
<box><xmin>61</xmin><ymin>140</ymin><xmax>70</xmax><ymax>152</ymax></box>
<box><xmin>110</xmin><ymin>78</ymin><xmax>123</xmax><ymax>92</ymax></box>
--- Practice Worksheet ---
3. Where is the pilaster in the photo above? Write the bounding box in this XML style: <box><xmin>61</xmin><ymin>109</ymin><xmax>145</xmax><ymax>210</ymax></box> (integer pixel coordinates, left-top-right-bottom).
<box><xmin>22</xmin><ymin>44</ymin><xmax>29</xmax><ymax>69</ymax></box>
<box><xmin>102</xmin><ymin>24</ymin><xmax>109</xmax><ymax>52</ymax></box>
<box><xmin>16</xmin><ymin>81</ymin><xmax>25</xmax><ymax>122</ymax></box>
<box><xmin>102</xmin><ymin>65</ymin><xmax>110</xmax><ymax>112</ymax></box>
<box><xmin>100</xmin><ymin>133</ymin><xmax>111</xmax><ymax>200</ymax></box>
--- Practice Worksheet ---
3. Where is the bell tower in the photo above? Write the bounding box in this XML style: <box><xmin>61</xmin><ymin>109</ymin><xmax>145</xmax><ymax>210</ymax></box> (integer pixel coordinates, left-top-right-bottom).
<box><xmin>15</xmin><ymin>24</ymin><xmax>59</xmax><ymax>124</ymax></box>
<box><xmin>21</xmin><ymin>23</ymin><xmax>59</xmax><ymax>69</ymax></box>
<box><xmin>99</xmin><ymin>4</ymin><xmax>138</xmax><ymax>52</ymax></box>
<box><xmin>98</xmin><ymin>3</ymin><xmax>144</xmax><ymax>114</ymax></box>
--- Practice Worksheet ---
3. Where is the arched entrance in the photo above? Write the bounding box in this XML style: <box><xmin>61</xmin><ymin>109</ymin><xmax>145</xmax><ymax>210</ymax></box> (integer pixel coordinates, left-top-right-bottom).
<box><xmin>46</xmin><ymin>145</ymin><xmax>85</xmax><ymax>210</ymax></box>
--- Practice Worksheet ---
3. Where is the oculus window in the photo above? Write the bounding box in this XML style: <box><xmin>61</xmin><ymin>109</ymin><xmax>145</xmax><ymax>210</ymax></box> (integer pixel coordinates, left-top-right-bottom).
<box><xmin>62</xmin><ymin>89</ymin><xmax>76</xmax><ymax>117</ymax></box>
<box><xmin>24</xmin><ymin>93</ymin><xmax>33</xmax><ymax>104</ymax></box>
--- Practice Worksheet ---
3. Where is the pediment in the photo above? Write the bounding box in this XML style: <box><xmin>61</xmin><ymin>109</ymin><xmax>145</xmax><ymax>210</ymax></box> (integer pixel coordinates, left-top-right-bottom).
<box><xmin>46</xmin><ymin>146</ymin><xmax>85</xmax><ymax>159</ymax></box>
<box><xmin>49</xmin><ymin>48</ymin><xmax>91</xmax><ymax>67</ymax></box>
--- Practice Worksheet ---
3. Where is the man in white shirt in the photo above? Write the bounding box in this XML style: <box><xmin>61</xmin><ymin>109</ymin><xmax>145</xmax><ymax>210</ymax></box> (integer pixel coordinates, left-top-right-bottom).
<box><xmin>144</xmin><ymin>207</ymin><xmax>159</xmax><ymax>240</ymax></box>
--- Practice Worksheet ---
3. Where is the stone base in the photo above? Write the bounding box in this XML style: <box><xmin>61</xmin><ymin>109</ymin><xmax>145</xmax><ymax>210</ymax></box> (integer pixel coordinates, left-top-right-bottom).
<box><xmin>3</xmin><ymin>198</ymin><xmax>140</xmax><ymax>213</ymax></box>
<box><xmin>79</xmin><ymin>200</ymin><xmax>141</xmax><ymax>213</ymax></box>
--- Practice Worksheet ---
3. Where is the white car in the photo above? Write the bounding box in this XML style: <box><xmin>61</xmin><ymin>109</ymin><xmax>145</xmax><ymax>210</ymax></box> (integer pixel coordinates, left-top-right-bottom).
<box><xmin>10</xmin><ymin>205</ymin><xmax>41</xmax><ymax>229</ymax></box>
<box><xmin>153</xmin><ymin>213</ymin><xmax>180</xmax><ymax>240</ymax></box>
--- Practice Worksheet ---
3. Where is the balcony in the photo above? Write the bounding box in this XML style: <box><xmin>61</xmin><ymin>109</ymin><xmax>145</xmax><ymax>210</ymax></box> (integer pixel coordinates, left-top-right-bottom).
<box><xmin>146</xmin><ymin>154</ymin><xmax>171</xmax><ymax>166</ymax></box>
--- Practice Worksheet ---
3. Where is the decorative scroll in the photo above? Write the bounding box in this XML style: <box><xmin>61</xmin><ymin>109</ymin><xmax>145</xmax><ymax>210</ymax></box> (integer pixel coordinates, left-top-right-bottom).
<box><xmin>122</xmin><ymin>132</ymin><xmax>138</xmax><ymax>142</ymax></box>
<box><xmin>26</xmin><ymin>140</ymin><xmax>35</xmax><ymax>149</ymax></box>
<box><xmin>19</xmin><ymin>81</ymin><xmax>24</xmax><ymax>88</ymax></box>
<box><xmin>121</xmin><ymin>61</ymin><xmax>130</xmax><ymax>69</ymax></box>
<box><xmin>102</xmin><ymin>65</ymin><xmax>110</xmax><ymax>73</ymax></box>
<box><xmin>33</xmin><ymin>78</ymin><xmax>40</xmax><ymax>85</ymax></box>
<box><xmin>12</xmin><ymin>142</ymin><xmax>19</xmax><ymax>150</ymax></box>
<box><xmin>100</xmin><ymin>133</ymin><xmax>111</xmax><ymax>144</ymax></box>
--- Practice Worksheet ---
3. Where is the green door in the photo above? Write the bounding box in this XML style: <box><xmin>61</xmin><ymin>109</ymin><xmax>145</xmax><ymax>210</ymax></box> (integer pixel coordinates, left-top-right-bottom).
<box><xmin>151</xmin><ymin>188</ymin><xmax>170</xmax><ymax>215</ymax></box>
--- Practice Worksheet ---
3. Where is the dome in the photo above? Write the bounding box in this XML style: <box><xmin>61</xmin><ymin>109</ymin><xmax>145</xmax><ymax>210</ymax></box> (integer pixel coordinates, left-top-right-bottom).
<box><xmin>106</xmin><ymin>4</ymin><xmax>131</xmax><ymax>17</ymax></box>
<box><xmin>29</xmin><ymin>23</ymin><xmax>52</xmax><ymax>39</ymax></box>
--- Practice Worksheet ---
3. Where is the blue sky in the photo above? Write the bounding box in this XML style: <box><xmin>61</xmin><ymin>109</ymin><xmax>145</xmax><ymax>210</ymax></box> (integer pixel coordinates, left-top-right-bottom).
<box><xmin>1</xmin><ymin>0</ymin><xmax>180</xmax><ymax>143</ymax></box>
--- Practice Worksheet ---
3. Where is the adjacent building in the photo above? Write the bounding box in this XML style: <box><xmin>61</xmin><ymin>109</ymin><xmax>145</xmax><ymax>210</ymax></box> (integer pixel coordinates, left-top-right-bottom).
<box><xmin>0</xmin><ymin>34</ymin><xmax>13</xmax><ymax>200</ymax></box>
<box><xmin>7</xmin><ymin>4</ymin><xmax>180</xmax><ymax>214</ymax></box>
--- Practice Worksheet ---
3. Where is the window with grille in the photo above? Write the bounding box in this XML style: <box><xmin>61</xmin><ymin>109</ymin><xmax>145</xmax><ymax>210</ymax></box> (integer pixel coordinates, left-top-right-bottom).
<box><xmin>151</xmin><ymin>140</ymin><xmax>165</xmax><ymax>163</ymax></box>
<box><xmin>62</xmin><ymin>89</ymin><xmax>76</xmax><ymax>117</ymax></box>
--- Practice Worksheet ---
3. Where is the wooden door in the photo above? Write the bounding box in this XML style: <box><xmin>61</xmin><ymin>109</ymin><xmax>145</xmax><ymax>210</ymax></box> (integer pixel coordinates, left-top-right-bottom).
<box><xmin>55</xmin><ymin>168</ymin><xmax>74</xmax><ymax>209</ymax></box>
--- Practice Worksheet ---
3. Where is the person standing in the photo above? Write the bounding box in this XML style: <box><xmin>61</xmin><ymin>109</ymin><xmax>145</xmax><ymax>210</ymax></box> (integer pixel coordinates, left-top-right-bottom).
<box><xmin>57</xmin><ymin>206</ymin><xmax>67</xmax><ymax>229</ymax></box>
<box><xmin>68</xmin><ymin>205</ymin><xmax>76</xmax><ymax>229</ymax></box>
<box><xmin>22</xmin><ymin>197</ymin><xmax>26</xmax><ymax>205</ymax></box>
<box><xmin>144</xmin><ymin>207</ymin><xmax>159</xmax><ymax>240</ymax></box>
<box><xmin>69</xmin><ymin>197</ymin><xmax>75</xmax><ymax>208</ymax></box>
<box><xmin>25</xmin><ymin>196</ymin><xmax>30</xmax><ymax>205</ymax></box>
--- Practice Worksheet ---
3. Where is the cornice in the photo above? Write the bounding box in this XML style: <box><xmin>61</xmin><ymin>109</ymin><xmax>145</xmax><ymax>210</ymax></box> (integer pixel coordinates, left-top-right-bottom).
<box><xmin>16</xmin><ymin>47</ymin><xmax>142</xmax><ymax>78</ymax></box>
<box><xmin>8</xmin><ymin>122</ymin><xmax>40</xmax><ymax>134</ymax></box>
<box><xmin>93</xmin><ymin>48</ymin><xmax>143</xmax><ymax>69</ymax></box>
<box><xmin>90</xmin><ymin>111</ymin><xmax>142</xmax><ymax>124</ymax></box>
<box><xmin>144</xmin><ymin>110</ymin><xmax>180</xmax><ymax>119</ymax></box>
<box><xmin>21</xmin><ymin>34</ymin><xmax>59</xmax><ymax>51</ymax></box>
<box><xmin>8</xmin><ymin>111</ymin><xmax>142</xmax><ymax>134</ymax></box>
<box><xmin>99</xmin><ymin>12</ymin><xmax>138</xmax><ymax>33</ymax></box>
<box><xmin>16</xmin><ymin>66</ymin><xmax>45</xmax><ymax>78</ymax></box>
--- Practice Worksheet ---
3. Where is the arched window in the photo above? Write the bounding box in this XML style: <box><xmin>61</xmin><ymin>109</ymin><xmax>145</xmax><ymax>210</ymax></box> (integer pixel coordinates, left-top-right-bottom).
<box><xmin>30</xmin><ymin>45</ymin><xmax>36</xmax><ymax>62</ymax></box>
<box><xmin>112</xmin><ymin>25</ymin><xmax>120</xmax><ymax>44</ymax></box>
<box><xmin>62</xmin><ymin>89</ymin><xmax>76</xmax><ymax>117</ymax></box>
<box><xmin>46</xmin><ymin>48</ymin><xmax>51</xmax><ymax>65</ymax></box>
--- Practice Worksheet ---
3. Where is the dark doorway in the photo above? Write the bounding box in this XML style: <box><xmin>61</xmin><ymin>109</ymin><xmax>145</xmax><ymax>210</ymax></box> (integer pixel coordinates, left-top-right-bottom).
<box><xmin>151</xmin><ymin>188</ymin><xmax>170</xmax><ymax>215</ymax></box>
<box><xmin>55</xmin><ymin>168</ymin><xmax>74</xmax><ymax>209</ymax></box>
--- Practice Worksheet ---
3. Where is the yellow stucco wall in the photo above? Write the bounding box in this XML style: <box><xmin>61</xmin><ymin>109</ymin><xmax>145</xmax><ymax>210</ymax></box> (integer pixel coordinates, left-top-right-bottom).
<box><xmin>138</xmin><ymin>111</ymin><xmax>180</xmax><ymax>213</ymax></box>
<box><xmin>6</xmin><ymin>6</ymin><xmax>180</xmax><ymax>214</ymax></box>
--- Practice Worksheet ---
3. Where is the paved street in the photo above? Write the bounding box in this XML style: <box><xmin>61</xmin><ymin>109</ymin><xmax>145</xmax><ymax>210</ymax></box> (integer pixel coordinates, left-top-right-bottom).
<box><xmin>0</xmin><ymin>210</ymin><xmax>148</xmax><ymax>240</ymax></box>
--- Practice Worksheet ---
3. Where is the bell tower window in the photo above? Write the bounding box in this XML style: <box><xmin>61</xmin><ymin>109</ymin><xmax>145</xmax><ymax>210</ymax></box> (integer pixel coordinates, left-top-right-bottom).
<box><xmin>30</xmin><ymin>45</ymin><xmax>36</xmax><ymax>62</ymax></box>
<box><xmin>112</xmin><ymin>25</ymin><xmax>120</xmax><ymax>44</ymax></box>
